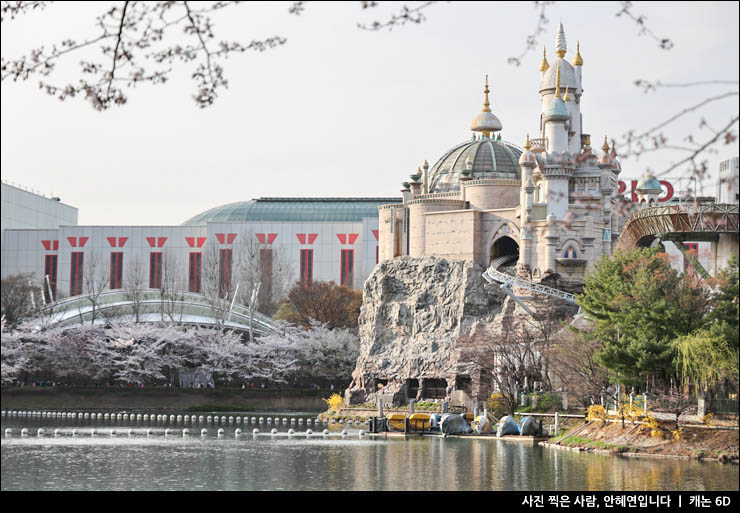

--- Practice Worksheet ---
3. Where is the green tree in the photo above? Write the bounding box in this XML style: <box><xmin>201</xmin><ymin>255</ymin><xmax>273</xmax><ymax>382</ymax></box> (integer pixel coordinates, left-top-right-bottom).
<box><xmin>577</xmin><ymin>247</ymin><xmax>710</xmax><ymax>387</ymax></box>
<box><xmin>707</xmin><ymin>255</ymin><xmax>739</xmax><ymax>350</ymax></box>
<box><xmin>673</xmin><ymin>322</ymin><xmax>739</xmax><ymax>391</ymax></box>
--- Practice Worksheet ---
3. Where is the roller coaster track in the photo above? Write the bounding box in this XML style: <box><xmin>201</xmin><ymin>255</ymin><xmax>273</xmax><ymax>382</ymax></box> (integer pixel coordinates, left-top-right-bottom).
<box><xmin>482</xmin><ymin>255</ymin><xmax>577</xmax><ymax>316</ymax></box>
<box><xmin>616</xmin><ymin>203</ymin><xmax>739</xmax><ymax>251</ymax></box>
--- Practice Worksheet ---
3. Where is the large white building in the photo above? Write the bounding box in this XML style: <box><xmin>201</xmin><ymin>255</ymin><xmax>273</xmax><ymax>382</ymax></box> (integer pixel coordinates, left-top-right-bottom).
<box><xmin>1</xmin><ymin>196</ymin><xmax>400</xmax><ymax>308</ymax></box>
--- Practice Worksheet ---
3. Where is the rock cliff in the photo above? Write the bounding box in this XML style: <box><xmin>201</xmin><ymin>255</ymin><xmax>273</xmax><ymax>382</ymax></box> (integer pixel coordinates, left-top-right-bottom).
<box><xmin>344</xmin><ymin>256</ymin><xmax>507</xmax><ymax>406</ymax></box>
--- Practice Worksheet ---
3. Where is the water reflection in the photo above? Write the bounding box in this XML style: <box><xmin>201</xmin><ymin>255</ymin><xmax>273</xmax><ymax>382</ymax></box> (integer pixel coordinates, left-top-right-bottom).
<box><xmin>1</xmin><ymin>415</ymin><xmax>738</xmax><ymax>491</ymax></box>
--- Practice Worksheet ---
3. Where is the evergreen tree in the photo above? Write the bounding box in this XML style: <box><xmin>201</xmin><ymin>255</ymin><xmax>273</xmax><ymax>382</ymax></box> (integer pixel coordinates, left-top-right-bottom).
<box><xmin>577</xmin><ymin>247</ymin><xmax>710</xmax><ymax>387</ymax></box>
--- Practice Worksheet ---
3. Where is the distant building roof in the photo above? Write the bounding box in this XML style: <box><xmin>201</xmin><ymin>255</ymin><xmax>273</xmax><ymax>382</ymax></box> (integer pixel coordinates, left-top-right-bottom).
<box><xmin>182</xmin><ymin>197</ymin><xmax>403</xmax><ymax>225</ymax></box>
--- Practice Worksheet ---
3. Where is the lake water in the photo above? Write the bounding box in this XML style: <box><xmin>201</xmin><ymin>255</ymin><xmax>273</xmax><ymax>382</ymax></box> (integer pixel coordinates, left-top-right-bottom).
<box><xmin>2</xmin><ymin>412</ymin><xmax>738</xmax><ymax>491</ymax></box>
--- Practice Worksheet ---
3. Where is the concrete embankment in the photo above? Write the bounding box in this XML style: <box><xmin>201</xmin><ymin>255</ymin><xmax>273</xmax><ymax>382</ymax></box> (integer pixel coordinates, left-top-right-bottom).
<box><xmin>0</xmin><ymin>387</ymin><xmax>332</xmax><ymax>412</ymax></box>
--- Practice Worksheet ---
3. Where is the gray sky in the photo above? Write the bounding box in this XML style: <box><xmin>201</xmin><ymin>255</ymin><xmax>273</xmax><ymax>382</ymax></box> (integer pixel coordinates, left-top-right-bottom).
<box><xmin>1</xmin><ymin>1</ymin><xmax>738</xmax><ymax>225</ymax></box>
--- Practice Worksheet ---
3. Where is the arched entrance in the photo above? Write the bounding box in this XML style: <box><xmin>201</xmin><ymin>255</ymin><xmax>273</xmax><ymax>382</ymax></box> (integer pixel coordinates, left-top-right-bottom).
<box><xmin>490</xmin><ymin>235</ymin><xmax>519</xmax><ymax>263</ymax></box>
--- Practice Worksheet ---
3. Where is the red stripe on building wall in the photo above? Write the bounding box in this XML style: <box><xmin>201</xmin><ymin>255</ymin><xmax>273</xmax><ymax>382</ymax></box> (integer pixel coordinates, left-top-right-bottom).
<box><xmin>372</xmin><ymin>230</ymin><xmax>379</xmax><ymax>241</ymax></box>
<box><xmin>78</xmin><ymin>237</ymin><xmax>88</xmax><ymax>247</ymax></box>
<box><xmin>337</xmin><ymin>234</ymin><xmax>347</xmax><ymax>244</ymax></box>
<box><xmin>52</xmin><ymin>240</ymin><xmax>58</xmax><ymax>251</ymax></box>
<box><xmin>41</xmin><ymin>240</ymin><xmax>51</xmax><ymax>251</ymax></box>
<box><xmin>216</xmin><ymin>233</ymin><xmax>226</xmax><ymax>244</ymax></box>
<box><xmin>146</xmin><ymin>237</ymin><xmax>156</xmax><ymax>247</ymax></box>
<box><xmin>256</xmin><ymin>233</ymin><xmax>266</xmax><ymax>244</ymax></box>
<box><xmin>157</xmin><ymin>237</ymin><xmax>167</xmax><ymax>247</ymax></box>
<box><xmin>67</xmin><ymin>237</ymin><xmax>77</xmax><ymax>247</ymax></box>
<box><xmin>267</xmin><ymin>233</ymin><xmax>277</xmax><ymax>244</ymax></box>
<box><xmin>118</xmin><ymin>237</ymin><xmax>127</xmax><ymax>247</ymax></box>
<box><xmin>227</xmin><ymin>233</ymin><xmax>237</xmax><ymax>244</ymax></box>
<box><xmin>348</xmin><ymin>233</ymin><xmax>359</xmax><ymax>244</ymax></box>
<box><xmin>308</xmin><ymin>234</ymin><xmax>318</xmax><ymax>244</ymax></box>
<box><xmin>185</xmin><ymin>237</ymin><xmax>195</xmax><ymax>247</ymax></box>
<box><xmin>107</xmin><ymin>237</ymin><xmax>117</xmax><ymax>247</ymax></box>
<box><xmin>197</xmin><ymin>237</ymin><xmax>206</xmax><ymax>247</ymax></box>
<box><xmin>296</xmin><ymin>233</ymin><xmax>306</xmax><ymax>244</ymax></box>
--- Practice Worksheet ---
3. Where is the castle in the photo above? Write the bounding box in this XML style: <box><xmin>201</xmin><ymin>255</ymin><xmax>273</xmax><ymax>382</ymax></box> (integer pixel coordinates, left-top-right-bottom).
<box><xmin>377</xmin><ymin>23</ymin><xmax>642</xmax><ymax>284</ymax></box>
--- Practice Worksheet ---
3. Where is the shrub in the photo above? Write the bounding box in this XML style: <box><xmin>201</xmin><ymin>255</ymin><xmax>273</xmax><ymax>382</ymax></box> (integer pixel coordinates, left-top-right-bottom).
<box><xmin>586</xmin><ymin>405</ymin><xmax>607</xmax><ymax>423</ymax></box>
<box><xmin>323</xmin><ymin>393</ymin><xmax>344</xmax><ymax>413</ymax></box>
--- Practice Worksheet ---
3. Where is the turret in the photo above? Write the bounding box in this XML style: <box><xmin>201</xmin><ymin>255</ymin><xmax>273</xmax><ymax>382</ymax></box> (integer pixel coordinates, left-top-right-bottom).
<box><xmin>470</xmin><ymin>75</ymin><xmax>503</xmax><ymax>138</ymax></box>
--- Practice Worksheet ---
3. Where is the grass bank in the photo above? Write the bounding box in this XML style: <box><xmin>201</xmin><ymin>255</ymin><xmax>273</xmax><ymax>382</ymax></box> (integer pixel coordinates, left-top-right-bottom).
<box><xmin>546</xmin><ymin>419</ymin><xmax>739</xmax><ymax>464</ymax></box>
<box><xmin>1</xmin><ymin>386</ymin><xmax>333</xmax><ymax>413</ymax></box>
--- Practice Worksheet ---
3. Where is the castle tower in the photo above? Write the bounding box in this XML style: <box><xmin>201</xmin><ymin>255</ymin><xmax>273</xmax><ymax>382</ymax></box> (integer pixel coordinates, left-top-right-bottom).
<box><xmin>539</xmin><ymin>22</ymin><xmax>583</xmax><ymax>156</ymax></box>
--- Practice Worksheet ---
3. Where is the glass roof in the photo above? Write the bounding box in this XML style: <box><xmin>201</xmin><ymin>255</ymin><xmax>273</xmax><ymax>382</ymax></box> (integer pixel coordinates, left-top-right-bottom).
<box><xmin>428</xmin><ymin>138</ymin><xmax>523</xmax><ymax>193</ymax></box>
<box><xmin>182</xmin><ymin>197</ymin><xmax>403</xmax><ymax>225</ymax></box>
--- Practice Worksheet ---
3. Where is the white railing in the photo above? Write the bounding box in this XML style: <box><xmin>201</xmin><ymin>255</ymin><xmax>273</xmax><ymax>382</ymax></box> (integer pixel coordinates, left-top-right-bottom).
<box><xmin>482</xmin><ymin>255</ymin><xmax>577</xmax><ymax>305</ymax></box>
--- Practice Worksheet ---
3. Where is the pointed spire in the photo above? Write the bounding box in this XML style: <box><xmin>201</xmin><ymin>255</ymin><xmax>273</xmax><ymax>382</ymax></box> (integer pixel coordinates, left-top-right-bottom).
<box><xmin>523</xmin><ymin>133</ymin><xmax>532</xmax><ymax>151</ymax></box>
<box><xmin>610</xmin><ymin>141</ymin><xmax>617</xmax><ymax>158</ymax></box>
<box><xmin>555</xmin><ymin>21</ymin><xmax>567</xmax><ymax>59</ymax></box>
<box><xmin>602</xmin><ymin>136</ymin><xmax>610</xmax><ymax>152</ymax></box>
<box><xmin>539</xmin><ymin>46</ymin><xmax>549</xmax><ymax>72</ymax></box>
<box><xmin>573</xmin><ymin>40</ymin><xmax>583</xmax><ymax>66</ymax></box>
<box><xmin>482</xmin><ymin>74</ymin><xmax>491</xmax><ymax>113</ymax></box>
<box><xmin>563</xmin><ymin>86</ymin><xmax>571</xmax><ymax>101</ymax></box>
<box><xmin>554</xmin><ymin>61</ymin><xmax>562</xmax><ymax>98</ymax></box>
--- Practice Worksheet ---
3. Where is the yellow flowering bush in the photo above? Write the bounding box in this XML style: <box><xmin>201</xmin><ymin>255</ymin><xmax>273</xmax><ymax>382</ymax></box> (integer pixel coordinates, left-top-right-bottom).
<box><xmin>323</xmin><ymin>393</ymin><xmax>344</xmax><ymax>413</ymax></box>
<box><xmin>586</xmin><ymin>405</ymin><xmax>608</xmax><ymax>423</ymax></box>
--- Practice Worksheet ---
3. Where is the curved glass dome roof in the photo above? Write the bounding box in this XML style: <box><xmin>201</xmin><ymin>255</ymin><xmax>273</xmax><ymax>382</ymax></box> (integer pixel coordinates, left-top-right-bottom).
<box><xmin>182</xmin><ymin>197</ymin><xmax>402</xmax><ymax>225</ymax></box>
<box><xmin>428</xmin><ymin>137</ymin><xmax>523</xmax><ymax>192</ymax></box>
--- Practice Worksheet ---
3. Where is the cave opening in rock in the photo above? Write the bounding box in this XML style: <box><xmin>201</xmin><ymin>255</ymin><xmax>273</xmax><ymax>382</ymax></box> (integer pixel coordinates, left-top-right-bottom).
<box><xmin>406</xmin><ymin>378</ymin><xmax>419</xmax><ymax>399</ymax></box>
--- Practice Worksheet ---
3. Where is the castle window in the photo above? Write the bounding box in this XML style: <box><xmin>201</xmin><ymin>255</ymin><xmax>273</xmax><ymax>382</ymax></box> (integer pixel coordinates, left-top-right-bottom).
<box><xmin>340</xmin><ymin>249</ymin><xmax>354</xmax><ymax>288</ymax></box>
<box><xmin>300</xmin><ymin>249</ymin><xmax>313</xmax><ymax>285</ymax></box>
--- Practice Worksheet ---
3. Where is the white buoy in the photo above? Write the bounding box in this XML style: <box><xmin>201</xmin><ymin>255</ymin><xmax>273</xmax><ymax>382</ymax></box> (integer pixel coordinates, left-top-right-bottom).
<box><xmin>271</xmin><ymin>428</ymin><xmax>278</xmax><ymax>435</ymax></box>
<box><xmin>306</xmin><ymin>429</ymin><xmax>313</xmax><ymax>435</ymax></box>
<box><xmin>104</xmin><ymin>413</ymin><xmax>110</xmax><ymax>419</ymax></box>
<box><xmin>183</xmin><ymin>429</ymin><xmax>190</xmax><ymax>436</ymax></box>
<box><xmin>267</xmin><ymin>418</ymin><xmax>272</xmax><ymax>424</ymax></box>
<box><xmin>37</xmin><ymin>428</ymin><xmax>46</xmax><ymax>436</ymax></box>
<box><xmin>338</xmin><ymin>419</ymin><xmax>343</xmax><ymax>425</ymax></box>
<box><xmin>91</xmin><ymin>429</ymin><xmax>98</xmax><ymax>436</ymax></box>
<box><xmin>143</xmin><ymin>414</ymin><xmax>149</xmax><ymax>421</ymax></box>
<box><xmin>165</xmin><ymin>428</ymin><xmax>173</xmax><ymax>436</ymax></box>
<box><xmin>253</xmin><ymin>428</ymin><xmax>259</xmax><ymax>434</ymax></box>
<box><xmin>228</xmin><ymin>416</ymin><xmax>234</xmax><ymax>423</ymax></box>
<box><xmin>199</xmin><ymin>416</ymin><xmax>205</xmax><ymax>423</ymax></box>
<box><xmin>236</xmin><ymin>417</ymin><xmax>241</xmax><ymax>424</ymax></box>
<box><xmin>298</xmin><ymin>418</ymin><xmax>303</xmax><ymax>424</ymax></box>
<box><xmin>282</xmin><ymin>418</ymin><xmax>288</xmax><ymax>423</ymax></box>
<box><xmin>217</xmin><ymin>428</ymin><xmax>224</xmax><ymax>436</ymax></box>
<box><xmin>341</xmin><ymin>430</ymin><xmax>348</xmax><ymax>436</ymax></box>
<box><xmin>97</xmin><ymin>413</ymin><xmax>103</xmax><ymax>419</ymax></box>
<box><xmin>169</xmin><ymin>415</ymin><xmax>176</xmax><ymax>422</ymax></box>
<box><xmin>259</xmin><ymin>417</ymin><xmax>264</xmax><ymax>423</ymax></box>
<box><xmin>290</xmin><ymin>418</ymin><xmax>296</xmax><ymax>424</ymax></box>
<box><xmin>72</xmin><ymin>429</ymin><xmax>79</xmax><ymax>436</ymax></box>
<box><xmin>207</xmin><ymin>416</ymin><xmax>213</xmax><ymax>422</ymax></box>
<box><xmin>323</xmin><ymin>419</ymin><xmax>328</xmax><ymax>424</ymax></box>
<box><xmin>21</xmin><ymin>428</ymin><xmax>29</xmax><ymax>436</ymax></box>
<box><xmin>177</xmin><ymin>415</ymin><xmax>182</xmax><ymax>422</ymax></box>
<box><xmin>201</xmin><ymin>429</ymin><xmax>208</xmax><ymax>436</ymax></box>
<box><xmin>251</xmin><ymin>417</ymin><xmax>257</xmax><ymax>423</ymax></box>
<box><xmin>235</xmin><ymin>428</ymin><xmax>242</xmax><ymax>436</ymax></box>
<box><xmin>110</xmin><ymin>429</ymin><xmax>117</xmax><ymax>436</ymax></box>
<box><xmin>84</xmin><ymin>413</ymin><xmax>90</xmax><ymax>419</ymax></box>
<box><xmin>5</xmin><ymin>428</ymin><xmax>12</xmax><ymax>437</ymax></box>
<box><xmin>306</xmin><ymin>419</ymin><xmax>312</xmax><ymax>425</ymax></box>
<box><xmin>359</xmin><ymin>430</ymin><xmax>366</xmax><ymax>437</ymax></box>
<box><xmin>128</xmin><ymin>429</ymin><xmax>134</xmax><ymax>436</ymax></box>
<box><xmin>322</xmin><ymin>429</ymin><xmax>329</xmax><ymax>435</ymax></box>
<box><xmin>146</xmin><ymin>429</ymin><xmax>153</xmax><ymax>436</ymax></box>
<box><xmin>221</xmin><ymin>416</ymin><xmax>226</xmax><ymax>423</ymax></box>
<box><xmin>137</xmin><ymin>414</ymin><xmax>142</xmax><ymax>420</ymax></box>
<box><xmin>331</xmin><ymin>419</ymin><xmax>337</xmax><ymax>424</ymax></box>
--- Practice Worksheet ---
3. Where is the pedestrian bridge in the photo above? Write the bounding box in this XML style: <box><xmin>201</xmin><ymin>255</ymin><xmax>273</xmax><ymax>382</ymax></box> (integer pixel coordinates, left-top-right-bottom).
<box><xmin>37</xmin><ymin>290</ymin><xmax>279</xmax><ymax>335</ymax></box>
